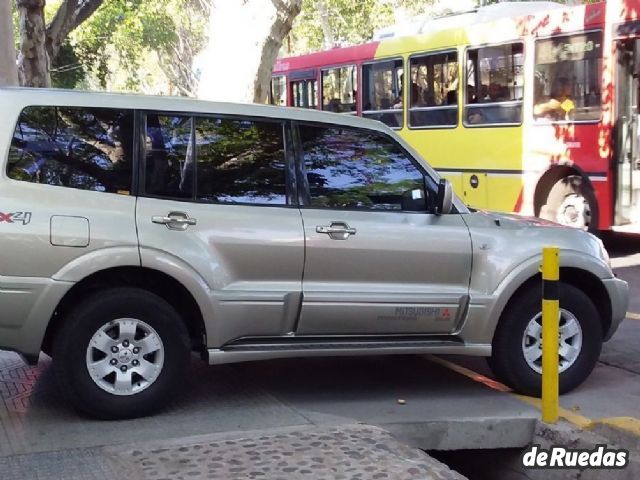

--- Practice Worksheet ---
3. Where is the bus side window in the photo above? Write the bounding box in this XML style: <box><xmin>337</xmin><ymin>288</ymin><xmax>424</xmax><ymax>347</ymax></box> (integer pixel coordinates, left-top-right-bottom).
<box><xmin>533</xmin><ymin>32</ymin><xmax>602</xmax><ymax>122</ymax></box>
<box><xmin>270</xmin><ymin>76</ymin><xmax>287</xmax><ymax>106</ymax></box>
<box><xmin>362</xmin><ymin>58</ymin><xmax>404</xmax><ymax>128</ymax></box>
<box><xmin>464</xmin><ymin>43</ymin><xmax>523</xmax><ymax>126</ymax></box>
<box><xmin>322</xmin><ymin>65</ymin><xmax>357</xmax><ymax>114</ymax></box>
<box><xmin>292</xmin><ymin>79</ymin><xmax>318</xmax><ymax>109</ymax></box>
<box><xmin>409</xmin><ymin>51</ymin><xmax>458</xmax><ymax>128</ymax></box>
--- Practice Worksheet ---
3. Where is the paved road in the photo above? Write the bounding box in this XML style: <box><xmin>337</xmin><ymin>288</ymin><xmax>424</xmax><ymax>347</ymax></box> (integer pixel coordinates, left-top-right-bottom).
<box><xmin>557</xmin><ymin>233</ymin><xmax>640</xmax><ymax>420</ymax></box>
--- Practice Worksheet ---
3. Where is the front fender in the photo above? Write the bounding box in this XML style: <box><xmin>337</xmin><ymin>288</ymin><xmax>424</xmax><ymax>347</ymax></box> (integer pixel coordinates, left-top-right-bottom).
<box><xmin>459</xmin><ymin>249</ymin><xmax>613</xmax><ymax>345</ymax></box>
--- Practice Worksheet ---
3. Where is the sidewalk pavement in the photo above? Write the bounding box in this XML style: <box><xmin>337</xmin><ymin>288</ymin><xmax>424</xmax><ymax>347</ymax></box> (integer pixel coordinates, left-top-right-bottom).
<box><xmin>0</xmin><ymin>352</ymin><xmax>539</xmax><ymax>457</ymax></box>
<box><xmin>0</xmin><ymin>424</ymin><xmax>467</xmax><ymax>480</ymax></box>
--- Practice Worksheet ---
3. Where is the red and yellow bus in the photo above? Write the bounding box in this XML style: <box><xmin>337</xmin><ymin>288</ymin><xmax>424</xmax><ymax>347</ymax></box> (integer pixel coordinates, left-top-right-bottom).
<box><xmin>271</xmin><ymin>0</ymin><xmax>640</xmax><ymax>233</ymax></box>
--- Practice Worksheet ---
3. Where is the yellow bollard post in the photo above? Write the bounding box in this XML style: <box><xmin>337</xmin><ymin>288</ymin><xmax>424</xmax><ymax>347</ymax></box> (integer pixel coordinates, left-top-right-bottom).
<box><xmin>541</xmin><ymin>246</ymin><xmax>560</xmax><ymax>424</ymax></box>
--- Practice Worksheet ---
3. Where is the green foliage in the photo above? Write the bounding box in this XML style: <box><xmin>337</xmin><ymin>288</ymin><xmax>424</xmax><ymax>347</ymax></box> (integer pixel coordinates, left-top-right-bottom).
<box><xmin>72</xmin><ymin>0</ymin><xmax>206</xmax><ymax>92</ymax></box>
<box><xmin>288</xmin><ymin>0</ymin><xmax>436</xmax><ymax>54</ymax></box>
<box><xmin>51</xmin><ymin>41</ymin><xmax>86</xmax><ymax>89</ymax></box>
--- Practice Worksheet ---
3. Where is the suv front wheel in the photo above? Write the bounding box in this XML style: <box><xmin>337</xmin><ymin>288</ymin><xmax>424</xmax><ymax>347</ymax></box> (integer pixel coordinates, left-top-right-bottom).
<box><xmin>488</xmin><ymin>282</ymin><xmax>602</xmax><ymax>395</ymax></box>
<box><xmin>52</xmin><ymin>287</ymin><xmax>190</xmax><ymax>419</ymax></box>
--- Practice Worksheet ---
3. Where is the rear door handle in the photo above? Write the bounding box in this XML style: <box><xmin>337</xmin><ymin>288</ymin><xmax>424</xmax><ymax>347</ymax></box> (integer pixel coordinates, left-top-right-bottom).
<box><xmin>316</xmin><ymin>221</ymin><xmax>356</xmax><ymax>240</ymax></box>
<box><xmin>152</xmin><ymin>211</ymin><xmax>197</xmax><ymax>231</ymax></box>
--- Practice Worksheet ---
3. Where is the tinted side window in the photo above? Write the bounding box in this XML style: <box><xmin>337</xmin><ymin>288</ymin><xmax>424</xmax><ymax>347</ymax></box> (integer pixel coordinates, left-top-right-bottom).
<box><xmin>300</xmin><ymin>125</ymin><xmax>426</xmax><ymax>210</ymax></box>
<box><xmin>144</xmin><ymin>114</ymin><xmax>194</xmax><ymax>199</ymax></box>
<box><xmin>8</xmin><ymin>106</ymin><xmax>134</xmax><ymax>193</ymax></box>
<box><xmin>196</xmin><ymin>117</ymin><xmax>287</xmax><ymax>205</ymax></box>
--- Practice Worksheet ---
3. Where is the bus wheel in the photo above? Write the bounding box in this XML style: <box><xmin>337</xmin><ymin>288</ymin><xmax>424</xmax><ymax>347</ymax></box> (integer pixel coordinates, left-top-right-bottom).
<box><xmin>557</xmin><ymin>192</ymin><xmax>592</xmax><ymax>229</ymax></box>
<box><xmin>540</xmin><ymin>175</ymin><xmax>597</xmax><ymax>232</ymax></box>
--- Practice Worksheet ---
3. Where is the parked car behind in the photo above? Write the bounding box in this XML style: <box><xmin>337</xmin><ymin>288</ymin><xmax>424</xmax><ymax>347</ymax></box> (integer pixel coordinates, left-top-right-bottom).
<box><xmin>0</xmin><ymin>88</ymin><xmax>628</xmax><ymax>418</ymax></box>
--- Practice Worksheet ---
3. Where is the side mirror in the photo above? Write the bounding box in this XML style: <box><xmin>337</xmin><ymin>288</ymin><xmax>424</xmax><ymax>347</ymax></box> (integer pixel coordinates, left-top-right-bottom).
<box><xmin>435</xmin><ymin>179</ymin><xmax>453</xmax><ymax>215</ymax></box>
<box><xmin>401</xmin><ymin>188</ymin><xmax>428</xmax><ymax>211</ymax></box>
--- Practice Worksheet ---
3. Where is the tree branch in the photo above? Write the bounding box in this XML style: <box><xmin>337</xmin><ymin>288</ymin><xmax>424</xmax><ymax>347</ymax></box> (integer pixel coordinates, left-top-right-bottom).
<box><xmin>46</xmin><ymin>0</ymin><xmax>78</xmax><ymax>58</ymax></box>
<box><xmin>46</xmin><ymin>0</ymin><xmax>104</xmax><ymax>60</ymax></box>
<box><xmin>70</xmin><ymin>0</ymin><xmax>104</xmax><ymax>34</ymax></box>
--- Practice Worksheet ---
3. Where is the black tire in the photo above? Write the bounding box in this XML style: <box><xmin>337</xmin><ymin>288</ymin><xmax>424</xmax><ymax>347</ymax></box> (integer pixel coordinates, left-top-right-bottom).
<box><xmin>52</xmin><ymin>287</ymin><xmax>190</xmax><ymax>419</ymax></box>
<box><xmin>488</xmin><ymin>282</ymin><xmax>602</xmax><ymax>396</ymax></box>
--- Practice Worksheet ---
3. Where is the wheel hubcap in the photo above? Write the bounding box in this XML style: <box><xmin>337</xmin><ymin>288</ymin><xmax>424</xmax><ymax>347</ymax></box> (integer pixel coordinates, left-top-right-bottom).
<box><xmin>521</xmin><ymin>309</ymin><xmax>583</xmax><ymax>374</ymax></box>
<box><xmin>557</xmin><ymin>193</ymin><xmax>591</xmax><ymax>229</ymax></box>
<box><xmin>86</xmin><ymin>318</ymin><xmax>164</xmax><ymax>396</ymax></box>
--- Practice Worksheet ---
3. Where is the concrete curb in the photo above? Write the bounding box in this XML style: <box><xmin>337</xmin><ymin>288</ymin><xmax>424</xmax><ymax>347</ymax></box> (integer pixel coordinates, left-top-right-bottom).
<box><xmin>103</xmin><ymin>423</ymin><xmax>469</xmax><ymax>480</ymax></box>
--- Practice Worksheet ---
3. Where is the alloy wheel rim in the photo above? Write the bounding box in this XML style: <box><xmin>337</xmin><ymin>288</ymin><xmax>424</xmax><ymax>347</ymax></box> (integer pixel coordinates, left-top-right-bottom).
<box><xmin>85</xmin><ymin>318</ymin><xmax>164</xmax><ymax>396</ymax></box>
<box><xmin>521</xmin><ymin>309</ymin><xmax>583</xmax><ymax>374</ymax></box>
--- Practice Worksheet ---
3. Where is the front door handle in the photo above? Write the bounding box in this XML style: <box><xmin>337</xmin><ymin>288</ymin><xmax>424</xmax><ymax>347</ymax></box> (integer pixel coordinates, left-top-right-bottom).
<box><xmin>152</xmin><ymin>211</ymin><xmax>197</xmax><ymax>231</ymax></box>
<box><xmin>316</xmin><ymin>221</ymin><xmax>357</xmax><ymax>240</ymax></box>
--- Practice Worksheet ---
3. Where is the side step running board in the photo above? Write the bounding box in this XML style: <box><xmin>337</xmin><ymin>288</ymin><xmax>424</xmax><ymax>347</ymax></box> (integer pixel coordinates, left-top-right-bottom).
<box><xmin>207</xmin><ymin>337</ymin><xmax>490</xmax><ymax>365</ymax></box>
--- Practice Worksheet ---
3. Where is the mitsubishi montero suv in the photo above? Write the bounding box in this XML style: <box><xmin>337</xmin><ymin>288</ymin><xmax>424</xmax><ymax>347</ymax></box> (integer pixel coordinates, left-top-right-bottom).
<box><xmin>0</xmin><ymin>88</ymin><xmax>628</xmax><ymax>418</ymax></box>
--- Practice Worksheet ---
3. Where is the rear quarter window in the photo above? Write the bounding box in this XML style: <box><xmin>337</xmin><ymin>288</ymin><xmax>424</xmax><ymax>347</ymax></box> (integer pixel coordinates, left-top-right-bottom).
<box><xmin>7</xmin><ymin>106</ymin><xmax>134</xmax><ymax>194</ymax></box>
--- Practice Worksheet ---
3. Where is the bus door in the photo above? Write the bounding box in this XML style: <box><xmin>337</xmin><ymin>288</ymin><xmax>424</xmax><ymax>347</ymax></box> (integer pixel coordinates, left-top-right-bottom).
<box><xmin>615</xmin><ymin>39</ymin><xmax>640</xmax><ymax>225</ymax></box>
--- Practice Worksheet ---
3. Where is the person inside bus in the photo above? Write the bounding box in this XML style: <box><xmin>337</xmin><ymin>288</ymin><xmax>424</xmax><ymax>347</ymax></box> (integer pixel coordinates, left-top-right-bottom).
<box><xmin>379</xmin><ymin>98</ymin><xmax>399</xmax><ymax>127</ymax></box>
<box><xmin>467</xmin><ymin>109</ymin><xmax>485</xmax><ymax>125</ymax></box>
<box><xmin>487</xmin><ymin>82</ymin><xmax>507</xmax><ymax>102</ymax></box>
<box><xmin>479</xmin><ymin>84</ymin><xmax>489</xmax><ymax>102</ymax></box>
<box><xmin>406</xmin><ymin>82</ymin><xmax>421</xmax><ymax>108</ymax></box>
<box><xmin>326</xmin><ymin>98</ymin><xmax>341</xmax><ymax>113</ymax></box>
<box><xmin>393</xmin><ymin>74</ymin><xmax>404</xmax><ymax>109</ymax></box>
<box><xmin>422</xmin><ymin>90</ymin><xmax>436</xmax><ymax>107</ymax></box>
<box><xmin>533</xmin><ymin>77</ymin><xmax>575</xmax><ymax>121</ymax></box>
<box><xmin>467</xmin><ymin>85</ymin><xmax>478</xmax><ymax>104</ymax></box>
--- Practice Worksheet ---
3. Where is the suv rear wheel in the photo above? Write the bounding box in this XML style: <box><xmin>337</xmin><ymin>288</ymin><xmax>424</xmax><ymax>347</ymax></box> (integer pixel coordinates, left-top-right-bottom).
<box><xmin>488</xmin><ymin>282</ymin><xmax>602</xmax><ymax>395</ymax></box>
<box><xmin>52</xmin><ymin>287</ymin><xmax>190</xmax><ymax>419</ymax></box>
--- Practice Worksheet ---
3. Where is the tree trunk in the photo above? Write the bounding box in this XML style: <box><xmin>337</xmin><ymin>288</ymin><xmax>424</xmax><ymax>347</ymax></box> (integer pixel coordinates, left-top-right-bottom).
<box><xmin>16</xmin><ymin>0</ymin><xmax>51</xmax><ymax>87</ymax></box>
<box><xmin>198</xmin><ymin>0</ymin><xmax>302</xmax><ymax>104</ymax></box>
<box><xmin>0</xmin><ymin>1</ymin><xmax>19</xmax><ymax>86</ymax></box>
<box><xmin>317</xmin><ymin>0</ymin><xmax>334</xmax><ymax>50</ymax></box>
<box><xmin>16</xmin><ymin>0</ymin><xmax>103</xmax><ymax>88</ymax></box>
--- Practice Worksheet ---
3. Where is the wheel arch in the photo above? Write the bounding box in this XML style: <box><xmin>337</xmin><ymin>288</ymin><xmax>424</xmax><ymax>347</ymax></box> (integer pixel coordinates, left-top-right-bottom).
<box><xmin>493</xmin><ymin>266</ymin><xmax>612</xmax><ymax>341</ymax></box>
<box><xmin>533</xmin><ymin>164</ymin><xmax>599</xmax><ymax>230</ymax></box>
<box><xmin>42</xmin><ymin>266</ymin><xmax>207</xmax><ymax>356</ymax></box>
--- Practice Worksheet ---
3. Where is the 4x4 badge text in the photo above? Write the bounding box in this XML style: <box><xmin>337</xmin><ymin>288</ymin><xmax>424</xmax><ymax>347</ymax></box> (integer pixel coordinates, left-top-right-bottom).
<box><xmin>0</xmin><ymin>211</ymin><xmax>32</xmax><ymax>225</ymax></box>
